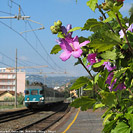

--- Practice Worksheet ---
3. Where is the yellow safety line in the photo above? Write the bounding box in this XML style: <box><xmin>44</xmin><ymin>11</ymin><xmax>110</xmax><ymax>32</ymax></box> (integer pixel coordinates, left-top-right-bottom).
<box><xmin>62</xmin><ymin>108</ymin><xmax>80</xmax><ymax>133</ymax></box>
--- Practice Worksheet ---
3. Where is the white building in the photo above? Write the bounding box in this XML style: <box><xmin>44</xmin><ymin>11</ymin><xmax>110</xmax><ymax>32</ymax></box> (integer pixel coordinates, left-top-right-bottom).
<box><xmin>0</xmin><ymin>68</ymin><xmax>25</xmax><ymax>94</ymax></box>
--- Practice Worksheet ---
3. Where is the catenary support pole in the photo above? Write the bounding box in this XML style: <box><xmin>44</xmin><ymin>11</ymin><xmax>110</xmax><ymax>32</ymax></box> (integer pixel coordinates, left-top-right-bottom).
<box><xmin>15</xmin><ymin>49</ymin><xmax>17</xmax><ymax>108</ymax></box>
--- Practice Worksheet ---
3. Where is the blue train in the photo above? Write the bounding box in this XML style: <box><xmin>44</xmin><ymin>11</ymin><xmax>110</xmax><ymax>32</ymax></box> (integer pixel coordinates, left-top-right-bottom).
<box><xmin>24</xmin><ymin>85</ymin><xmax>65</xmax><ymax>109</ymax></box>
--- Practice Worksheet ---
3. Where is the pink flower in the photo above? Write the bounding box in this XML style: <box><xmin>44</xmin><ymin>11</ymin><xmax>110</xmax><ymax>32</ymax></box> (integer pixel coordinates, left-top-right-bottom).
<box><xmin>56</xmin><ymin>24</ymin><xmax>73</xmax><ymax>44</ymax></box>
<box><xmin>119</xmin><ymin>23</ymin><xmax>133</xmax><ymax>38</ymax></box>
<box><xmin>61</xmin><ymin>24</ymin><xmax>72</xmax><ymax>38</ymax></box>
<box><xmin>105</xmin><ymin>66</ymin><xmax>126</xmax><ymax>91</ymax></box>
<box><xmin>87</xmin><ymin>53</ymin><xmax>97</xmax><ymax>67</ymax></box>
<box><xmin>103</xmin><ymin>62</ymin><xmax>116</xmax><ymax>71</ymax></box>
<box><xmin>59</xmin><ymin>36</ymin><xmax>90</xmax><ymax>61</ymax></box>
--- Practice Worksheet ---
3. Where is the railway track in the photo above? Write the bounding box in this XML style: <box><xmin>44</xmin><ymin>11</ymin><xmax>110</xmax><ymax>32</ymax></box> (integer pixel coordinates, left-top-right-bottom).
<box><xmin>0</xmin><ymin>108</ymin><xmax>36</xmax><ymax>123</ymax></box>
<box><xmin>16</xmin><ymin>103</ymin><xmax>70</xmax><ymax>132</ymax></box>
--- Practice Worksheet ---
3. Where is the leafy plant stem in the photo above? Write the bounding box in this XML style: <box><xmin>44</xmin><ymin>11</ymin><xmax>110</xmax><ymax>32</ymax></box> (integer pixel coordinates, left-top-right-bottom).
<box><xmin>115</xmin><ymin>13</ymin><xmax>133</xmax><ymax>55</ymax></box>
<box><xmin>96</xmin><ymin>3</ymin><xmax>115</xmax><ymax>33</ymax></box>
<box><xmin>78</xmin><ymin>58</ymin><xmax>94</xmax><ymax>80</ymax></box>
<box><xmin>128</xmin><ymin>88</ymin><xmax>133</xmax><ymax>95</ymax></box>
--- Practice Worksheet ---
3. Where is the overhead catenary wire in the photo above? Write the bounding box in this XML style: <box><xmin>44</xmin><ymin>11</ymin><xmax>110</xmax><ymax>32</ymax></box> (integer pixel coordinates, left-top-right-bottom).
<box><xmin>0</xmin><ymin>21</ymin><xmax>57</xmax><ymax>71</ymax></box>
<box><xmin>0</xmin><ymin>51</ymin><xmax>45</xmax><ymax>71</ymax></box>
<box><xmin>7</xmin><ymin>0</ymin><xmax>64</xmax><ymax>72</ymax></box>
<box><xmin>0</xmin><ymin>10</ymin><xmax>15</xmax><ymax>16</ymax></box>
<box><xmin>0</xmin><ymin>61</ymin><xmax>14</xmax><ymax>68</ymax></box>
<box><xmin>20</xmin><ymin>8</ymin><xmax>64</xmax><ymax>72</ymax></box>
<box><xmin>0</xmin><ymin>0</ymin><xmax>66</xmax><ymax>73</ymax></box>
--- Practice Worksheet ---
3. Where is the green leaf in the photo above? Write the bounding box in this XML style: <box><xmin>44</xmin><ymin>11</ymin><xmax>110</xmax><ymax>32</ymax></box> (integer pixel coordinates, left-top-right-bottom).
<box><xmin>101</xmin><ymin>91</ymin><xmax>117</xmax><ymax>106</ymax></box>
<box><xmin>127</xmin><ymin>31</ymin><xmax>133</xmax><ymax>43</ymax></box>
<box><xmin>68</xmin><ymin>27</ymin><xmax>82</xmax><ymax>33</ymax></box>
<box><xmin>88</xmin><ymin>40</ymin><xmax>115</xmax><ymax>52</ymax></box>
<box><xmin>93</xmin><ymin>103</ymin><xmax>105</xmax><ymax>111</ymax></box>
<box><xmin>57</xmin><ymin>32</ymin><xmax>65</xmax><ymax>38</ymax></box>
<box><xmin>50</xmin><ymin>45</ymin><xmax>62</xmax><ymax>54</ymax></box>
<box><xmin>88</xmin><ymin>31</ymin><xmax>121</xmax><ymax>52</ymax></box>
<box><xmin>83</xmin><ymin>19</ymin><xmax>103</xmax><ymax>32</ymax></box>
<box><xmin>70</xmin><ymin>76</ymin><xmax>92</xmax><ymax>90</ymax></box>
<box><xmin>103</xmin><ymin>120</ymin><xmax>117</xmax><ymax>133</ymax></box>
<box><xmin>102</xmin><ymin>106</ymin><xmax>113</xmax><ymax>118</ymax></box>
<box><xmin>94</xmin><ymin>72</ymin><xmax>100</xmax><ymax>84</ymax></box>
<box><xmin>112</xmin><ymin>122</ymin><xmax>131</xmax><ymax>133</ymax></box>
<box><xmin>127</xmin><ymin>106</ymin><xmax>133</xmax><ymax>114</ymax></box>
<box><xmin>83</xmin><ymin>88</ymin><xmax>92</xmax><ymax>91</ymax></box>
<box><xmin>79</xmin><ymin>36</ymin><xmax>89</xmax><ymax>43</ymax></box>
<box><xmin>100</xmin><ymin>50</ymin><xmax>117</xmax><ymax>60</ymax></box>
<box><xmin>103</xmin><ymin>5</ymin><xmax>123</xmax><ymax>23</ymax></box>
<box><xmin>125</xmin><ymin>113</ymin><xmax>133</xmax><ymax>131</ymax></box>
<box><xmin>103</xmin><ymin>113</ymin><xmax>113</xmax><ymax>125</ymax></box>
<box><xmin>92</xmin><ymin>60</ymin><xmax>107</xmax><ymax>68</ymax></box>
<box><xmin>129</xmin><ymin>14</ymin><xmax>133</xmax><ymax>25</ymax></box>
<box><xmin>104</xmin><ymin>31</ymin><xmax>121</xmax><ymax>44</ymax></box>
<box><xmin>70</xmin><ymin>96</ymin><xmax>96</xmax><ymax>111</ymax></box>
<box><xmin>86</xmin><ymin>0</ymin><xmax>98</xmax><ymax>12</ymax></box>
<box><xmin>103</xmin><ymin>16</ymin><xmax>113</xmax><ymax>23</ymax></box>
<box><xmin>97</xmin><ymin>69</ymin><xmax>109</xmax><ymax>89</ymax></box>
<box><xmin>111</xmin><ymin>67</ymin><xmax>128</xmax><ymax>85</ymax></box>
<box><xmin>82</xmin><ymin>57</ymin><xmax>87</xmax><ymax>66</ymax></box>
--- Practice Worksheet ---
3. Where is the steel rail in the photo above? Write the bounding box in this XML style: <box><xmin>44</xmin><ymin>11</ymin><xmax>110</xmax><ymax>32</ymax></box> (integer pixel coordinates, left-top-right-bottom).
<box><xmin>0</xmin><ymin>109</ymin><xmax>37</xmax><ymax>123</ymax></box>
<box><xmin>16</xmin><ymin>103</ymin><xmax>70</xmax><ymax>131</ymax></box>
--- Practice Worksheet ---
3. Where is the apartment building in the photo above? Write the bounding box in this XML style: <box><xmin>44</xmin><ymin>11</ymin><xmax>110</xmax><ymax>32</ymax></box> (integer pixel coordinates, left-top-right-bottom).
<box><xmin>0</xmin><ymin>68</ymin><xmax>25</xmax><ymax>94</ymax></box>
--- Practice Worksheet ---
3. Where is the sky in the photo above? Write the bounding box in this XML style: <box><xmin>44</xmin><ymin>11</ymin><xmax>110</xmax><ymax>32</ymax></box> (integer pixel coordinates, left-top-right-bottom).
<box><xmin>0</xmin><ymin>0</ymin><xmax>132</xmax><ymax>77</ymax></box>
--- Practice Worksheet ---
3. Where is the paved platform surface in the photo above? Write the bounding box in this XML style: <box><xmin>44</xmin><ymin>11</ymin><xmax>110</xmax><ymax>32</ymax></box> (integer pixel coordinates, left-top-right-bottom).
<box><xmin>55</xmin><ymin>108</ymin><xmax>104</xmax><ymax>133</ymax></box>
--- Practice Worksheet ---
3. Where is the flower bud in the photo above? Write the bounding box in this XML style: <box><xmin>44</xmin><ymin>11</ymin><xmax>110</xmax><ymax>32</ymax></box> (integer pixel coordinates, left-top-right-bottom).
<box><xmin>50</xmin><ymin>26</ymin><xmax>58</xmax><ymax>34</ymax></box>
<box><xmin>102</xmin><ymin>3</ymin><xmax>110</xmax><ymax>11</ymax></box>
<box><xmin>54</xmin><ymin>25</ymin><xmax>61</xmax><ymax>32</ymax></box>
<box><xmin>54</xmin><ymin>22</ymin><xmax>58</xmax><ymax>27</ymax></box>
<box><xmin>50</xmin><ymin>26</ymin><xmax>55</xmax><ymax>31</ymax></box>
<box><xmin>51</xmin><ymin>28</ymin><xmax>58</xmax><ymax>34</ymax></box>
<box><xmin>57</xmin><ymin>20</ymin><xmax>62</xmax><ymax>27</ymax></box>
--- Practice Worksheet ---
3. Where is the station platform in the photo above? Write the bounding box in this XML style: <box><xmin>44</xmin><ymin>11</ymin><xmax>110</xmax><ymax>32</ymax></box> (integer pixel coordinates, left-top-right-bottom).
<box><xmin>52</xmin><ymin>107</ymin><xmax>104</xmax><ymax>133</ymax></box>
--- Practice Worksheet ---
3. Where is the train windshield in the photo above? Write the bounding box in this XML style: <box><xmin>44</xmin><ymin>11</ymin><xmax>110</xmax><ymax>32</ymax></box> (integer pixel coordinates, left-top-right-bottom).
<box><xmin>25</xmin><ymin>90</ymin><xmax>29</xmax><ymax>95</ymax></box>
<box><xmin>31</xmin><ymin>90</ymin><xmax>38</xmax><ymax>95</ymax></box>
<box><xmin>40</xmin><ymin>90</ymin><xmax>44</xmax><ymax>95</ymax></box>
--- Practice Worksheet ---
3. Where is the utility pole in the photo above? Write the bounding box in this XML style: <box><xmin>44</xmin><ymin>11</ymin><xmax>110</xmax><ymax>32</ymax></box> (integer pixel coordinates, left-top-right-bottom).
<box><xmin>15</xmin><ymin>49</ymin><xmax>17</xmax><ymax>108</ymax></box>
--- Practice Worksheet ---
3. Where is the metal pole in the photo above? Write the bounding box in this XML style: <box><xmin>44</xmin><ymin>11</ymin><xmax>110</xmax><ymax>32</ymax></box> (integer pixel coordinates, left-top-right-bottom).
<box><xmin>15</xmin><ymin>49</ymin><xmax>17</xmax><ymax>108</ymax></box>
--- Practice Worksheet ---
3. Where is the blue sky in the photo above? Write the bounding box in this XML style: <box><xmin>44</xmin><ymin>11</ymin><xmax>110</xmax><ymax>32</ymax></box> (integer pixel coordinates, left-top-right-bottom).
<box><xmin>0</xmin><ymin>0</ymin><xmax>132</xmax><ymax>77</ymax></box>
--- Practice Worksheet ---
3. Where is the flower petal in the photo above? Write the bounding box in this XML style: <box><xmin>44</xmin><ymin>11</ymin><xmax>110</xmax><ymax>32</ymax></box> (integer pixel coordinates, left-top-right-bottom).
<box><xmin>60</xmin><ymin>51</ymin><xmax>71</xmax><ymax>61</ymax></box>
<box><xmin>79</xmin><ymin>40</ymin><xmax>90</xmax><ymax>47</ymax></box>
<box><xmin>72</xmin><ymin>36</ymin><xmax>80</xmax><ymax>49</ymax></box>
<box><xmin>60</xmin><ymin>39</ymin><xmax>72</xmax><ymax>51</ymax></box>
<box><xmin>104</xmin><ymin>62</ymin><xmax>116</xmax><ymax>71</ymax></box>
<box><xmin>61</xmin><ymin>26</ymin><xmax>67</xmax><ymax>35</ymax></box>
<box><xmin>72</xmin><ymin>49</ymin><xmax>82</xmax><ymax>58</ymax></box>
<box><xmin>119</xmin><ymin>30</ymin><xmax>124</xmax><ymax>38</ymax></box>
<box><xmin>128</xmin><ymin>24</ymin><xmax>133</xmax><ymax>32</ymax></box>
<box><xmin>66</xmin><ymin>24</ymin><xmax>72</xmax><ymax>32</ymax></box>
<box><xmin>87</xmin><ymin>53</ymin><xmax>97</xmax><ymax>65</ymax></box>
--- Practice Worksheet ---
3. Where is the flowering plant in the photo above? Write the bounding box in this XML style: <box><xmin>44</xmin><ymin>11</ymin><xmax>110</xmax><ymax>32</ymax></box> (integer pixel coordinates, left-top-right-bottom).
<box><xmin>50</xmin><ymin>0</ymin><xmax>133</xmax><ymax>132</ymax></box>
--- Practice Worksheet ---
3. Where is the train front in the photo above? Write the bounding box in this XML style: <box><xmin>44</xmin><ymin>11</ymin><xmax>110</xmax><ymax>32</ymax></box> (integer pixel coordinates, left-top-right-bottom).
<box><xmin>24</xmin><ymin>86</ymin><xmax>45</xmax><ymax>109</ymax></box>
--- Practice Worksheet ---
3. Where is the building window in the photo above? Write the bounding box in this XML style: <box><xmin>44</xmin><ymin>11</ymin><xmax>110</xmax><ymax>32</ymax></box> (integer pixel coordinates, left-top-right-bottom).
<box><xmin>8</xmin><ymin>75</ymin><xmax>12</xmax><ymax>79</ymax></box>
<box><xmin>2</xmin><ymin>75</ymin><xmax>6</xmax><ymax>78</ymax></box>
